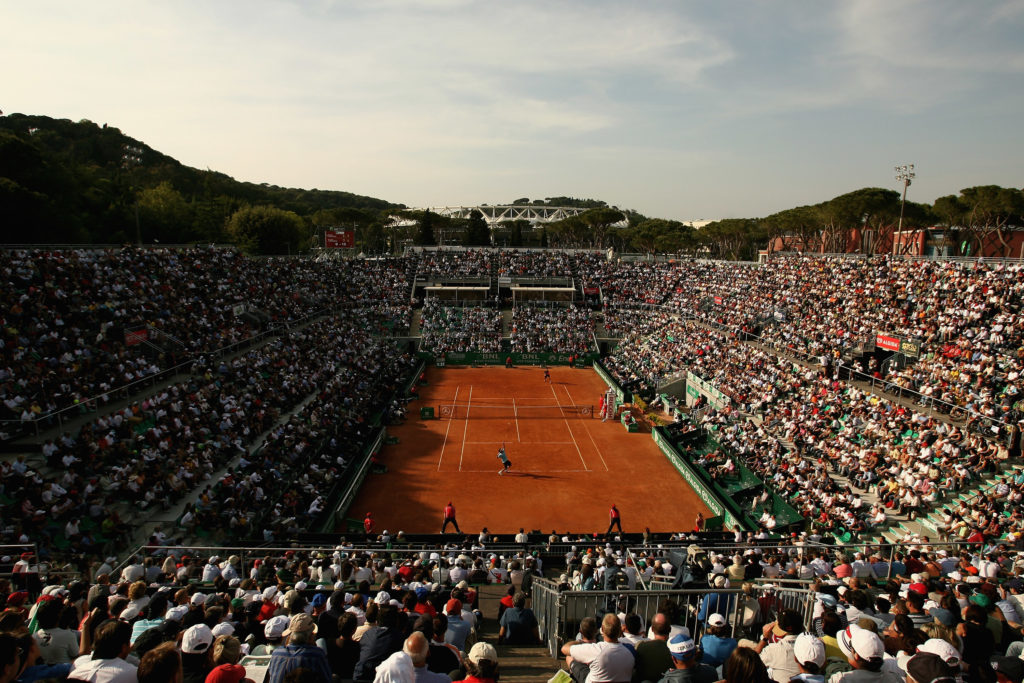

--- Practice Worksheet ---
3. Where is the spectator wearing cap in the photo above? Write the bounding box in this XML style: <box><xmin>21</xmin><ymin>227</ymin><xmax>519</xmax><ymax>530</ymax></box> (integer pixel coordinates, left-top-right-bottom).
<box><xmin>251</xmin><ymin>616</ymin><xmax>288</xmax><ymax>656</ymax></box>
<box><xmin>497</xmin><ymin>591</ymin><xmax>539</xmax><ymax>646</ymax></box>
<box><xmin>266</xmin><ymin>613</ymin><xmax>330</xmax><ymax>683</ymax></box>
<box><xmin>354</xmin><ymin>605</ymin><xmax>405</xmax><ymax>680</ymax></box>
<box><xmin>69</xmin><ymin>619</ymin><xmax>137</xmax><ymax>683</ymax></box>
<box><xmin>992</xmin><ymin>655</ymin><xmax>1024</xmax><ymax>683</ymax></box>
<box><xmin>756</xmin><ymin>610</ymin><xmax>803</xmax><ymax>683</ymax></box>
<box><xmin>463</xmin><ymin>641</ymin><xmax>499</xmax><ymax>683</ymax></box>
<box><xmin>658</xmin><ymin>633</ymin><xmax>717</xmax><ymax>683</ymax></box>
<box><xmin>561</xmin><ymin>613</ymin><xmax>634</xmax><ymax>683</ymax></box>
<box><xmin>905</xmin><ymin>652</ymin><xmax>959</xmax><ymax>683</ymax></box>
<box><xmin>699</xmin><ymin>613</ymin><xmax>738</xmax><ymax>669</ymax></box>
<box><xmin>791</xmin><ymin>633</ymin><xmax>826</xmax><ymax>683</ymax></box>
<box><xmin>833</xmin><ymin>625</ymin><xmax>900</xmax><ymax>683</ymax></box>
<box><xmin>442</xmin><ymin>599</ymin><xmax>471</xmax><ymax>651</ymax></box>
<box><xmin>181</xmin><ymin>624</ymin><xmax>215</xmax><ymax>683</ymax></box>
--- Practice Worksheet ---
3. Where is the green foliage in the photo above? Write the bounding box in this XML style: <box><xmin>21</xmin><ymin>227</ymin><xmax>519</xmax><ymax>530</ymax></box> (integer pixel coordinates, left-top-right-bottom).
<box><xmin>462</xmin><ymin>209</ymin><xmax>491</xmax><ymax>246</ymax></box>
<box><xmin>226</xmin><ymin>205</ymin><xmax>309</xmax><ymax>254</ymax></box>
<box><xmin>416</xmin><ymin>210</ymin><xmax>437</xmax><ymax>245</ymax></box>
<box><xmin>629</xmin><ymin>218</ymin><xmax>694</xmax><ymax>253</ymax></box>
<box><xmin>136</xmin><ymin>181</ymin><xmax>193</xmax><ymax>243</ymax></box>
<box><xmin>0</xmin><ymin>114</ymin><xmax>398</xmax><ymax>244</ymax></box>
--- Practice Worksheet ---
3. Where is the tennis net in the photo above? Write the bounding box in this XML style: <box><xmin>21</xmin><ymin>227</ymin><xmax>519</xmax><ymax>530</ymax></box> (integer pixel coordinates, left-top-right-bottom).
<box><xmin>437</xmin><ymin>403</ymin><xmax>594</xmax><ymax>419</ymax></box>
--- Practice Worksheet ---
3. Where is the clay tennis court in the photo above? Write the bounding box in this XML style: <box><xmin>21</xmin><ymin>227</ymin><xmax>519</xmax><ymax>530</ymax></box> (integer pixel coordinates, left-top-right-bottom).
<box><xmin>348</xmin><ymin>366</ymin><xmax>710</xmax><ymax>535</ymax></box>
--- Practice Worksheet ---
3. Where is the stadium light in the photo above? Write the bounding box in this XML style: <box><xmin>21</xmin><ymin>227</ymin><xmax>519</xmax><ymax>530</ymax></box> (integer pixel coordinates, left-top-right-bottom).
<box><xmin>123</xmin><ymin>144</ymin><xmax>144</xmax><ymax>245</ymax></box>
<box><xmin>894</xmin><ymin>163</ymin><xmax>915</xmax><ymax>234</ymax></box>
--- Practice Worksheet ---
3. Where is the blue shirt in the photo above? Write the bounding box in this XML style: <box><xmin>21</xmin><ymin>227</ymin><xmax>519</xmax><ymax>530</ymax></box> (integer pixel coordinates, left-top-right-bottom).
<box><xmin>699</xmin><ymin>634</ymin><xmax>737</xmax><ymax>667</ymax></box>
<box><xmin>697</xmin><ymin>592</ymin><xmax>733</xmax><ymax>623</ymax></box>
<box><xmin>267</xmin><ymin>644</ymin><xmax>332</xmax><ymax>683</ymax></box>
<box><xmin>445</xmin><ymin>615</ymin><xmax>472</xmax><ymax>651</ymax></box>
<box><xmin>414</xmin><ymin>667</ymin><xmax>453</xmax><ymax>683</ymax></box>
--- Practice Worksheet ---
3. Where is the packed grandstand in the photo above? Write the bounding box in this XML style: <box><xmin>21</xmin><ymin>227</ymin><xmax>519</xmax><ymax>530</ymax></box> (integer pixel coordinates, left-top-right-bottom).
<box><xmin>2</xmin><ymin>245</ymin><xmax>1024</xmax><ymax>683</ymax></box>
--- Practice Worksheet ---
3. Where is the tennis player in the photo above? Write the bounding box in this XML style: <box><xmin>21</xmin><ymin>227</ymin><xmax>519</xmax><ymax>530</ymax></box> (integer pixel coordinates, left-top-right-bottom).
<box><xmin>543</xmin><ymin>366</ymin><xmax>551</xmax><ymax>383</ymax></box>
<box><xmin>497</xmin><ymin>445</ymin><xmax>512</xmax><ymax>475</ymax></box>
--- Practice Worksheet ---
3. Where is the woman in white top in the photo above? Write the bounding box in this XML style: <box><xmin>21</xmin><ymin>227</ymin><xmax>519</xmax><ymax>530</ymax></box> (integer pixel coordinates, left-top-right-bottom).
<box><xmin>32</xmin><ymin>599</ymin><xmax>79</xmax><ymax>665</ymax></box>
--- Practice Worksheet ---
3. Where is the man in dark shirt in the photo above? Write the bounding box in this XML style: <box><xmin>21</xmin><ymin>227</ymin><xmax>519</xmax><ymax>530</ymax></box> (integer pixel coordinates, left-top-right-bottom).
<box><xmin>498</xmin><ymin>591</ymin><xmax>539</xmax><ymax>645</ymax></box>
<box><xmin>267</xmin><ymin>614</ymin><xmax>332</xmax><ymax>683</ymax></box>
<box><xmin>353</xmin><ymin>604</ymin><xmax>405</xmax><ymax>680</ymax></box>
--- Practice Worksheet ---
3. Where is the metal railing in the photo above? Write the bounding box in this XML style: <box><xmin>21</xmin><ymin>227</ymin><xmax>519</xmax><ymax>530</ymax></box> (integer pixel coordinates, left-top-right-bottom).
<box><xmin>531</xmin><ymin>577</ymin><xmax>816</xmax><ymax>658</ymax></box>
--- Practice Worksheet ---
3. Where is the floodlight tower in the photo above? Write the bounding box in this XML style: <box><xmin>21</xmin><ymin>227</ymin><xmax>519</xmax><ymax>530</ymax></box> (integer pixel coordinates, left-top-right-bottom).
<box><xmin>894</xmin><ymin>163</ymin><xmax>915</xmax><ymax>233</ymax></box>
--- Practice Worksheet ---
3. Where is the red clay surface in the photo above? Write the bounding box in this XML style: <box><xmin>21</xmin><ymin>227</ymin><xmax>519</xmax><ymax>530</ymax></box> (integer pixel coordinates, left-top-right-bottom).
<box><xmin>348</xmin><ymin>366</ymin><xmax>710</xmax><ymax>535</ymax></box>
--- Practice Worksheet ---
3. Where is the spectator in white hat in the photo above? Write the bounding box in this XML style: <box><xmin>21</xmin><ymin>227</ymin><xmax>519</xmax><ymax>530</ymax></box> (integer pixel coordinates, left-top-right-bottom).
<box><xmin>700</xmin><ymin>613</ymin><xmax>738</xmax><ymax>669</ymax></box>
<box><xmin>791</xmin><ymin>633</ymin><xmax>826</xmax><ymax>683</ymax></box>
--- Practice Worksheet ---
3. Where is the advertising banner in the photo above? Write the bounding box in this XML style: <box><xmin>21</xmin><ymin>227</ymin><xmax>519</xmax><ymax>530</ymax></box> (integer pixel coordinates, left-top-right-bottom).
<box><xmin>875</xmin><ymin>333</ymin><xmax>900</xmax><ymax>352</ymax></box>
<box><xmin>125</xmin><ymin>329</ymin><xmax>148</xmax><ymax>346</ymax></box>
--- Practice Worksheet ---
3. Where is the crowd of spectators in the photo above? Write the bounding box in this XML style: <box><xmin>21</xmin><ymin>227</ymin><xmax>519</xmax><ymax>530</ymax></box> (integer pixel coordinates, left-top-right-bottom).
<box><xmin>5</xmin><ymin>246</ymin><xmax>1024</xmax><ymax>605</ymax></box>
<box><xmin>509</xmin><ymin>305</ymin><xmax>593</xmax><ymax>355</ymax></box>
<box><xmin>1</xmin><ymin>249</ymin><xmax>414</xmax><ymax>438</ymax></box>
<box><xmin>419</xmin><ymin>300</ymin><xmax>502</xmax><ymax>354</ymax></box>
<box><xmin>0</xmin><ymin>311</ymin><xmax>416</xmax><ymax>565</ymax></box>
<box><xmin>5</xmin><ymin>537</ymin><xmax>1024</xmax><ymax>683</ymax></box>
<box><xmin>495</xmin><ymin>250</ymin><xmax>600</xmax><ymax>279</ymax></box>
<box><xmin>415</xmin><ymin>250</ymin><xmax>493</xmax><ymax>279</ymax></box>
<box><xmin>0</xmin><ymin>543</ymin><xmax>550</xmax><ymax>683</ymax></box>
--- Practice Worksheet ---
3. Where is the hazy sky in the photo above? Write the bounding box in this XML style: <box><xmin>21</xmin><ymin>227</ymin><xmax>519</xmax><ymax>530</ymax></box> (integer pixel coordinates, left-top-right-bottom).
<box><xmin>5</xmin><ymin>1</ymin><xmax>1023</xmax><ymax>220</ymax></box>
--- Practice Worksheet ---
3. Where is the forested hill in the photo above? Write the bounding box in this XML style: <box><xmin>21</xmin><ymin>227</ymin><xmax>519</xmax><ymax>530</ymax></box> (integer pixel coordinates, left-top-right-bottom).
<box><xmin>0</xmin><ymin>114</ymin><xmax>400</xmax><ymax>244</ymax></box>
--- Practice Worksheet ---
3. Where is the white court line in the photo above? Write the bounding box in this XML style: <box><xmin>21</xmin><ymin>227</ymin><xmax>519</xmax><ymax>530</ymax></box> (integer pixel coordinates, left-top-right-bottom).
<box><xmin>562</xmin><ymin>383</ymin><xmax>609</xmax><ymax>471</ymax></box>
<box><xmin>512</xmin><ymin>397</ymin><xmax>521</xmax><ymax>442</ymax></box>
<box><xmin>466</xmin><ymin>441</ymin><xmax>576</xmax><ymax>445</ymax></box>
<box><xmin>460</xmin><ymin>469</ymin><xmax>588</xmax><ymax>473</ymax></box>
<box><xmin>550</xmin><ymin>383</ymin><xmax>588</xmax><ymax>471</ymax></box>
<box><xmin>458</xmin><ymin>386</ymin><xmax>473</xmax><ymax>471</ymax></box>
<box><xmin>437</xmin><ymin>385</ymin><xmax>460</xmax><ymax>471</ymax></box>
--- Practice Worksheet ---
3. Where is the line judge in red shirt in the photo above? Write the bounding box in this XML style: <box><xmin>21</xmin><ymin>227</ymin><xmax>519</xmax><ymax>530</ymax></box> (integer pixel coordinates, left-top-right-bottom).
<box><xmin>442</xmin><ymin>501</ymin><xmax>462</xmax><ymax>534</ymax></box>
<box><xmin>607</xmin><ymin>504</ymin><xmax>623</xmax><ymax>535</ymax></box>
<box><xmin>363</xmin><ymin>511</ymin><xmax>374</xmax><ymax>539</ymax></box>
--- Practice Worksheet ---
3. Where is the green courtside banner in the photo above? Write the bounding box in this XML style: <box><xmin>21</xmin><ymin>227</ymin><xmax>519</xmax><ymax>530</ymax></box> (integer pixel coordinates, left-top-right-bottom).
<box><xmin>593</xmin><ymin>360</ymin><xmax>627</xmax><ymax>404</ymax></box>
<box><xmin>651</xmin><ymin>426</ymin><xmax>745</xmax><ymax>531</ymax></box>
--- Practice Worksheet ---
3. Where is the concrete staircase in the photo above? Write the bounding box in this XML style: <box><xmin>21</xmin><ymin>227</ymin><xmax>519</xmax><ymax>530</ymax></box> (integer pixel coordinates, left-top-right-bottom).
<box><xmin>475</xmin><ymin>584</ymin><xmax>558</xmax><ymax>681</ymax></box>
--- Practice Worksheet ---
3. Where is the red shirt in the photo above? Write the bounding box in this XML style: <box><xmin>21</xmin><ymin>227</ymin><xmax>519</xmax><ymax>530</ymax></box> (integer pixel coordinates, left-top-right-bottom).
<box><xmin>610</xmin><ymin>506</ymin><xmax>620</xmax><ymax>520</ymax></box>
<box><xmin>364</xmin><ymin>516</ymin><xmax>373</xmax><ymax>533</ymax></box>
<box><xmin>444</xmin><ymin>504</ymin><xmax>455</xmax><ymax>519</ymax></box>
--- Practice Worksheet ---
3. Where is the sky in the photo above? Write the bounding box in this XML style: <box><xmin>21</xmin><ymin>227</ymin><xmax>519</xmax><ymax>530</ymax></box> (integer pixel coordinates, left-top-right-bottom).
<box><xmin>4</xmin><ymin>0</ymin><xmax>1024</xmax><ymax>221</ymax></box>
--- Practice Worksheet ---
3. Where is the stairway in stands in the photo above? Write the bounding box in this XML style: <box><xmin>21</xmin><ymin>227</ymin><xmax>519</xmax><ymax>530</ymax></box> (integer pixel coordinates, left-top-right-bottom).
<box><xmin>476</xmin><ymin>584</ymin><xmax>558</xmax><ymax>681</ymax></box>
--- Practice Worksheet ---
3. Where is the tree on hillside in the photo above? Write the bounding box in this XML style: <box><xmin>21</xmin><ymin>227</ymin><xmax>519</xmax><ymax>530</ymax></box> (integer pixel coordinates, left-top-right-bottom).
<box><xmin>818</xmin><ymin>188</ymin><xmax>901</xmax><ymax>254</ymax></box>
<box><xmin>137</xmin><ymin>181</ymin><xmax>192</xmax><ymax>243</ymax></box>
<box><xmin>700</xmin><ymin>219</ymin><xmax>761</xmax><ymax>260</ymax></box>
<box><xmin>463</xmin><ymin>209</ymin><xmax>491</xmax><ymax>246</ymax></box>
<box><xmin>226</xmin><ymin>205</ymin><xmax>308</xmax><ymax>254</ymax></box>
<box><xmin>762</xmin><ymin>206</ymin><xmax>821</xmax><ymax>254</ymax></box>
<box><xmin>578</xmin><ymin>207</ymin><xmax>625</xmax><ymax>248</ymax></box>
<box><xmin>416</xmin><ymin>209</ymin><xmax>437</xmax><ymax>245</ymax></box>
<box><xmin>629</xmin><ymin>218</ymin><xmax>693</xmax><ymax>254</ymax></box>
